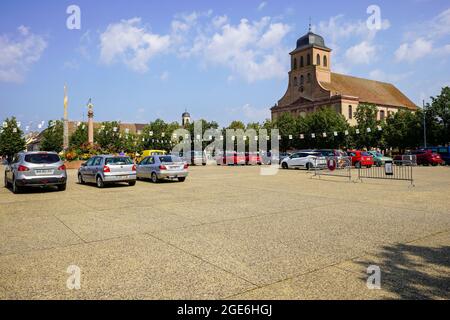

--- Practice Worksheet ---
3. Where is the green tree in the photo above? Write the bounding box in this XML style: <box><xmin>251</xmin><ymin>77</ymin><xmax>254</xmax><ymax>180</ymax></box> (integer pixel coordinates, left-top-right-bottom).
<box><xmin>227</xmin><ymin>120</ymin><xmax>246</xmax><ymax>130</ymax></box>
<box><xmin>0</xmin><ymin>117</ymin><xmax>26</xmax><ymax>159</ymax></box>
<box><xmin>94</xmin><ymin>121</ymin><xmax>123</xmax><ymax>153</ymax></box>
<box><xmin>384</xmin><ymin>110</ymin><xmax>422</xmax><ymax>152</ymax></box>
<box><xmin>40</xmin><ymin>120</ymin><xmax>64</xmax><ymax>153</ymax></box>
<box><xmin>69</xmin><ymin>123</ymin><xmax>88</xmax><ymax>148</ymax></box>
<box><xmin>140</xmin><ymin>119</ymin><xmax>179</xmax><ymax>151</ymax></box>
<box><xmin>353</xmin><ymin>103</ymin><xmax>380</xmax><ymax>149</ymax></box>
<box><xmin>303</xmin><ymin>108</ymin><xmax>350</xmax><ymax>149</ymax></box>
<box><xmin>273</xmin><ymin>113</ymin><xmax>297</xmax><ymax>151</ymax></box>
<box><xmin>428</xmin><ymin>86</ymin><xmax>450</xmax><ymax>145</ymax></box>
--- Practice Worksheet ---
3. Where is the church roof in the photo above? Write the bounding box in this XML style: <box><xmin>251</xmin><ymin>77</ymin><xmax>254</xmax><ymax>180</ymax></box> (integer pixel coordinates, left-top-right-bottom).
<box><xmin>293</xmin><ymin>32</ymin><xmax>330</xmax><ymax>52</ymax></box>
<box><xmin>320</xmin><ymin>73</ymin><xmax>417</xmax><ymax>110</ymax></box>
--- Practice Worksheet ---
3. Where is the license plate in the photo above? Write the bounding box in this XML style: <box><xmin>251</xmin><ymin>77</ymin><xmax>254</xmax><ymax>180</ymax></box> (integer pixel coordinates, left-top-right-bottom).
<box><xmin>35</xmin><ymin>169</ymin><xmax>54</xmax><ymax>175</ymax></box>
<box><xmin>168</xmin><ymin>166</ymin><xmax>181</xmax><ymax>170</ymax></box>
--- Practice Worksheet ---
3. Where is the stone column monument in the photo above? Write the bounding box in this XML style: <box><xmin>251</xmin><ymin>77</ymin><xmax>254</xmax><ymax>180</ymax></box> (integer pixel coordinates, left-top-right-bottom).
<box><xmin>63</xmin><ymin>85</ymin><xmax>69</xmax><ymax>150</ymax></box>
<box><xmin>87</xmin><ymin>99</ymin><xmax>94</xmax><ymax>145</ymax></box>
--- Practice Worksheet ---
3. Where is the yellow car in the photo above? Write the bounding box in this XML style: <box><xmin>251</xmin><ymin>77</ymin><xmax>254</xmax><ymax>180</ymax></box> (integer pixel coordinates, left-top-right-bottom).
<box><xmin>141</xmin><ymin>150</ymin><xmax>167</xmax><ymax>157</ymax></box>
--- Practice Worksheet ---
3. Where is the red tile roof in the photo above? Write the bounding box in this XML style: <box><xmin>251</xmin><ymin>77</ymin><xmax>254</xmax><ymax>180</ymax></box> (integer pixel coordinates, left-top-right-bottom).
<box><xmin>320</xmin><ymin>73</ymin><xmax>417</xmax><ymax>110</ymax></box>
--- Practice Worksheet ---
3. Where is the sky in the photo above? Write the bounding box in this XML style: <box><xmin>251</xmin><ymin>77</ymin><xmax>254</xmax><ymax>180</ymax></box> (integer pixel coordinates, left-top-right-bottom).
<box><xmin>0</xmin><ymin>0</ymin><xmax>449</xmax><ymax>131</ymax></box>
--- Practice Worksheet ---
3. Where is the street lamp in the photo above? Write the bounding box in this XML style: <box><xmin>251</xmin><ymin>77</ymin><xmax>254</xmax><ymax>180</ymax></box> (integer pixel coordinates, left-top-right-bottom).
<box><xmin>423</xmin><ymin>100</ymin><xmax>427</xmax><ymax>149</ymax></box>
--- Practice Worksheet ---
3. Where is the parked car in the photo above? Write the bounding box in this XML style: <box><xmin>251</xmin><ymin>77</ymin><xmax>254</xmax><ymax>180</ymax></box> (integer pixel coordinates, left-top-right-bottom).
<box><xmin>78</xmin><ymin>155</ymin><xmax>136</xmax><ymax>188</ymax></box>
<box><xmin>280</xmin><ymin>151</ymin><xmax>326</xmax><ymax>170</ymax></box>
<box><xmin>4</xmin><ymin>151</ymin><xmax>67</xmax><ymax>193</ymax></box>
<box><xmin>137</xmin><ymin>155</ymin><xmax>188</xmax><ymax>182</ymax></box>
<box><xmin>278</xmin><ymin>152</ymin><xmax>292</xmax><ymax>164</ymax></box>
<box><xmin>260</xmin><ymin>151</ymin><xmax>291</xmax><ymax>165</ymax></box>
<box><xmin>367</xmin><ymin>151</ymin><xmax>393</xmax><ymax>167</ymax></box>
<box><xmin>180</xmin><ymin>150</ymin><xmax>207</xmax><ymax>166</ymax></box>
<box><xmin>217</xmin><ymin>151</ymin><xmax>246</xmax><ymax>165</ymax></box>
<box><xmin>245</xmin><ymin>152</ymin><xmax>262</xmax><ymax>165</ymax></box>
<box><xmin>398</xmin><ymin>150</ymin><xmax>444</xmax><ymax>166</ymax></box>
<box><xmin>347</xmin><ymin>150</ymin><xmax>374</xmax><ymax>168</ymax></box>
<box><xmin>424</xmin><ymin>147</ymin><xmax>450</xmax><ymax>165</ymax></box>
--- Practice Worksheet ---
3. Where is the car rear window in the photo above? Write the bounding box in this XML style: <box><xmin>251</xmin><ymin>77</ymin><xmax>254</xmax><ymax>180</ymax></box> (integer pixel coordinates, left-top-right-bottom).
<box><xmin>25</xmin><ymin>153</ymin><xmax>60</xmax><ymax>164</ymax></box>
<box><xmin>105</xmin><ymin>157</ymin><xmax>132</xmax><ymax>165</ymax></box>
<box><xmin>159</xmin><ymin>156</ymin><xmax>181</xmax><ymax>163</ymax></box>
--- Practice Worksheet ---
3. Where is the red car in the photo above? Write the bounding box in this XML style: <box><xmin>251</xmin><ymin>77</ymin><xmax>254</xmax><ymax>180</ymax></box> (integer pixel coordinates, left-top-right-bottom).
<box><xmin>347</xmin><ymin>150</ymin><xmax>374</xmax><ymax>168</ymax></box>
<box><xmin>245</xmin><ymin>152</ymin><xmax>262</xmax><ymax>165</ymax></box>
<box><xmin>217</xmin><ymin>151</ymin><xmax>246</xmax><ymax>165</ymax></box>
<box><xmin>407</xmin><ymin>150</ymin><xmax>443</xmax><ymax>166</ymax></box>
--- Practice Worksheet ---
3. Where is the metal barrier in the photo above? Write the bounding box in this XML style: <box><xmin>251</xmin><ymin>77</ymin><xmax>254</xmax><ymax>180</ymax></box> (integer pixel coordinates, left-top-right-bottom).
<box><xmin>358</xmin><ymin>160</ymin><xmax>414</xmax><ymax>186</ymax></box>
<box><xmin>313</xmin><ymin>156</ymin><xmax>352</xmax><ymax>181</ymax></box>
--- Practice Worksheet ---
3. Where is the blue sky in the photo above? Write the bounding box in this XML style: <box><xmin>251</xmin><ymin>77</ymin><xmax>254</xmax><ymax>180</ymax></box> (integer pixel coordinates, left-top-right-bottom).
<box><xmin>0</xmin><ymin>0</ymin><xmax>449</xmax><ymax>131</ymax></box>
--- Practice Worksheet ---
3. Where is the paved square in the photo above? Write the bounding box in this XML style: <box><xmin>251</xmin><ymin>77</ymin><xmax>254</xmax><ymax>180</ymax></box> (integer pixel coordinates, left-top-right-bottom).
<box><xmin>0</xmin><ymin>165</ymin><xmax>449</xmax><ymax>299</ymax></box>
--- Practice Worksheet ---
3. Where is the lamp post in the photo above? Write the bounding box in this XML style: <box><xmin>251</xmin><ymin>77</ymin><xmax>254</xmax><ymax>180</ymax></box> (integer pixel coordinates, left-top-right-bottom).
<box><xmin>423</xmin><ymin>100</ymin><xmax>427</xmax><ymax>149</ymax></box>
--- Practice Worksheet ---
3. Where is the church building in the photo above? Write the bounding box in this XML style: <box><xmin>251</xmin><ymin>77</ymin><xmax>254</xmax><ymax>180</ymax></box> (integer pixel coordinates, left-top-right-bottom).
<box><xmin>271</xmin><ymin>30</ymin><xmax>417</xmax><ymax>125</ymax></box>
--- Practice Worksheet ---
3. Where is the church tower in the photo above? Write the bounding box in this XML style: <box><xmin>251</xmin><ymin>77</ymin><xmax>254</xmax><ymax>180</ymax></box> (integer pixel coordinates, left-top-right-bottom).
<box><xmin>281</xmin><ymin>26</ymin><xmax>332</xmax><ymax>105</ymax></box>
<box><xmin>182</xmin><ymin>110</ymin><xmax>191</xmax><ymax>127</ymax></box>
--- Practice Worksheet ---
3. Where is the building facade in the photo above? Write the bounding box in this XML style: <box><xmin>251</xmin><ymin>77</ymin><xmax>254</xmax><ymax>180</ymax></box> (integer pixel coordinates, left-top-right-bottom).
<box><xmin>271</xmin><ymin>31</ymin><xmax>417</xmax><ymax>125</ymax></box>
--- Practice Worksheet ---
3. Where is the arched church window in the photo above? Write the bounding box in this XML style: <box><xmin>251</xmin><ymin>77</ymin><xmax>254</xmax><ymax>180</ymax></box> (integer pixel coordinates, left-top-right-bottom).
<box><xmin>316</xmin><ymin>54</ymin><xmax>320</xmax><ymax>66</ymax></box>
<box><xmin>293</xmin><ymin>58</ymin><xmax>297</xmax><ymax>70</ymax></box>
<box><xmin>300</xmin><ymin>75</ymin><xmax>304</xmax><ymax>85</ymax></box>
<box><xmin>300</xmin><ymin>56</ymin><xmax>304</xmax><ymax>68</ymax></box>
<box><xmin>307</xmin><ymin>54</ymin><xmax>311</xmax><ymax>66</ymax></box>
<box><xmin>323</xmin><ymin>55</ymin><xmax>328</xmax><ymax>67</ymax></box>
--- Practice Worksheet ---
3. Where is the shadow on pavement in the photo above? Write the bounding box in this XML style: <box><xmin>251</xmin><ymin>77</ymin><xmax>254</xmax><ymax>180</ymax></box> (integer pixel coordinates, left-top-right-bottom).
<box><xmin>357</xmin><ymin>242</ymin><xmax>450</xmax><ymax>299</ymax></box>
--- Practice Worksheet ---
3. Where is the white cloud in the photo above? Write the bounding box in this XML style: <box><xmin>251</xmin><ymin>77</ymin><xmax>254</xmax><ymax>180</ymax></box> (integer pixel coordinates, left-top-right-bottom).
<box><xmin>257</xmin><ymin>2</ymin><xmax>267</xmax><ymax>11</ymax></box>
<box><xmin>314</xmin><ymin>14</ymin><xmax>389</xmax><ymax>70</ymax></box>
<box><xmin>395</xmin><ymin>38</ymin><xmax>433</xmax><ymax>63</ymax></box>
<box><xmin>314</xmin><ymin>15</ymin><xmax>389</xmax><ymax>53</ymax></box>
<box><xmin>99</xmin><ymin>18</ymin><xmax>170</xmax><ymax>73</ymax></box>
<box><xmin>189</xmin><ymin>17</ymin><xmax>291</xmax><ymax>82</ymax></box>
<box><xmin>396</xmin><ymin>9</ymin><xmax>450</xmax><ymax>62</ymax></box>
<box><xmin>212</xmin><ymin>15</ymin><xmax>228</xmax><ymax>29</ymax></box>
<box><xmin>228</xmin><ymin>103</ymin><xmax>270</xmax><ymax>121</ymax></box>
<box><xmin>0</xmin><ymin>26</ymin><xmax>47</xmax><ymax>83</ymax></box>
<box><xmin>345</xmin><ymin>41</ymin><xmax>377</xmax><ymax>65</ymax></box>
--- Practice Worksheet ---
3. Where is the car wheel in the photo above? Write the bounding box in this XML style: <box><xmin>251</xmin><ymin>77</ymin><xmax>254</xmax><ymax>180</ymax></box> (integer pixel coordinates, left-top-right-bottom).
<box><xmin>78</xmin><ymin>173</ymin><xmax>85</xmax><ymax>185</ymax></box>
<box><xmin>281</xmin><ymin>162</ymin><xmax>289</xmax><ymax>170</ymax></box>
<box><xmin>57</xmin><ymin>184</ymin><xmax>66</xmax><ymax>191</ymax></box>
<box><xmin>12</xmin><ymin>177</ymin><xmax>21</xmax><ymax>194</ymax></box>
<box><xmin>355</xmin><ymin>162</ymin><xmax>361</xmax><ymax>169</ymax></box>
<box><xmin>306</xmin><ymin>163</ymin><xmax>312</xmax><ymax>171</ymax></box>
<box><xmin>96</xmin><ymin>176</ymin><xmax>104</xmax><ymax>188</ymax></box>
<box><xmin>151</xmin><ymin>172</ymin><xmax>159</xmax><ymax>183</ymax></box>
<box><xmin>128</xmin><ymin>181</ymin><xmax>136</xmax><ymax>186</ymax></box>
<box><xmin>178</xmin><ymin>177</ymin><xmax>186</xmax><ymax>182</ymax></box>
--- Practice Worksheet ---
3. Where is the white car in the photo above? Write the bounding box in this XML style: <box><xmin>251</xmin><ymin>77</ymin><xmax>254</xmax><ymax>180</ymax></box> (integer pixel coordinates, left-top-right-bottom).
<box><xmin>280</xmin><ymin>152</ymin><xmax>326</xmax><ymax>170</ymax></box>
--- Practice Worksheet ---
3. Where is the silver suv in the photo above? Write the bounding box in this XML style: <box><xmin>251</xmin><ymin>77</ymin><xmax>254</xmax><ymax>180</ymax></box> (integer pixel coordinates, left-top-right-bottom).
<box><xmin>78</xmin><ymin>155</ymin><xmax>136</xmax><ymax>188</ymax></box>
<box><xmin>4</xmin><ymin>151</ymin><xmax>67</xmax><ymax>193</ymax></box>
